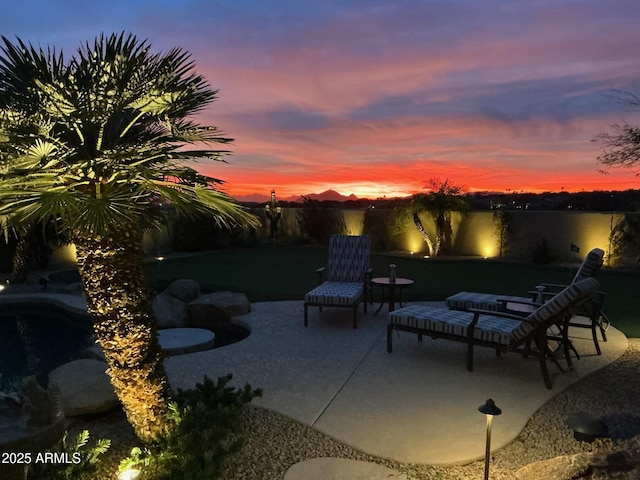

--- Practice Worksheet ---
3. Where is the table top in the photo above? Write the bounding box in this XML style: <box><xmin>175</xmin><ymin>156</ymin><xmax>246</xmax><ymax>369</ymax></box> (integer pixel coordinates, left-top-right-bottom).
<box><xmin>371</xmin><ymin>277</ymin><xmax>414</xmax><ymax>286</ymax></box>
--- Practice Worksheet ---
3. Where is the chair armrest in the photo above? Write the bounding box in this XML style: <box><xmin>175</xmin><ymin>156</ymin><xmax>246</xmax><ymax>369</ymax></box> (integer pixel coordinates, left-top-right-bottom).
<box><xmin>316</xmin><ymin>267</ymin><xmax>326</xmax><ymax>284</ymax></box>
<box><xmin>468</xmin><ymin>308</ymin><xmax>528</xmax><ymax>323</ymax></box>
<box><xmin>365</xmin><ymin>268</ymin><xmax>373</xmax><ymax>282</ymax></box>
<box><xmin>537</xmin><ymin>283</ymin><xmax>569</xmax><ymax>292</ymax></box>
<box><xmin>496</xmin><ymin>298</ymin><xmax>539</xmax><ymax>316</ymax></box>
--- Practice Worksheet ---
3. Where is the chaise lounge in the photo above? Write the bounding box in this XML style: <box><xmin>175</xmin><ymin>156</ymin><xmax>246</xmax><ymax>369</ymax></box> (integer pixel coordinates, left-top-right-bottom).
<box><xmin>387</xmin><ymin>277</ymin><xmax>599</xmax><ymax>389</ymax></box>
<box><xmin>304</xmin><ymin>234</ymin><xmax>372</xmax><ymax>329</ymax></box>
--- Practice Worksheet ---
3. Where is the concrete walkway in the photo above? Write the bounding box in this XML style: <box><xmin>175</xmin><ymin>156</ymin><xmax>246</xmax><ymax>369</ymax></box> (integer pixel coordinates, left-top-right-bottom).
<box><xmin>164</xmin><ymin>300</ymin><xmax>627</xmax><ymax>466</ymax></box>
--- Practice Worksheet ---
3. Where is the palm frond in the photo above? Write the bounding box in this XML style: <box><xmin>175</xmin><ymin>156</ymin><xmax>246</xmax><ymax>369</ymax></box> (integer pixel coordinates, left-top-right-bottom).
<box><xmin>0</xmin><ymin>32</ymin><xmax>253</xmax><ymax>236</ymax></box>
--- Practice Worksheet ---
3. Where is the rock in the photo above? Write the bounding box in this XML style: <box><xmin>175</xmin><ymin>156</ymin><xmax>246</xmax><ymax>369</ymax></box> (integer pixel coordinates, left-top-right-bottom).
<box><xmin>21</xmin><ymin>377</ymin><xmax>54</xmax><ymax>426</ymax></box>
<box><xmin>79</xmin><ymin>345</ymin><xmax>106</xmax><ymax>362</ymax></box>
<box><xmin>152</xmin><ymin>292</ymin><xmax>190</xmax><ymax>328</ymax></box>
<box><xmin>515</xmin><ymin>449</ymin><xmax>640</xmax><ymax>480</ymax></box>
<box><xmin>188</xmin><ymin>291</ymin><xmax>250</xmax><ymax>328</ymax></box>
<box><xmin>515</xmin><ymin>452</ymin><xmax>596</xmax><ymax>479</ymax></box>
<box><xmin>48</xmin><ymin>359</ymin><xmax>119</xmax><ymax>417</ymax></box>
<box><xmin>164</xmin><ymin>279</ymin><xmax>201</xmax><ymax>303</ymax></box>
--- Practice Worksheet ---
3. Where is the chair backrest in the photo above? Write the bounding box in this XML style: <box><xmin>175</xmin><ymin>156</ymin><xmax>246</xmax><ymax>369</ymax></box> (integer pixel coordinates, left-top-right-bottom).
<box><xmin>326</xmin><ymin>235</ymin><xmax>371</xmax><ymax>282</ymax></box>
<box><xmin>527</xmin><ymin>277</ymin><xmax>599</xmax><ymax>327</ymax></box>
<box><xmin>572</xmin><ymin>248</ymin><xmax>605</xmax><ymax>283</ymax></box>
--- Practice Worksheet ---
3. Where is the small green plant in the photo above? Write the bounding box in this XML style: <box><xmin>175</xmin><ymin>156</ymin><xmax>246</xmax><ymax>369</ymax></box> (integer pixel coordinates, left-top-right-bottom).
<box><xmin>28</xmin><ymin>430</ymin><xmax>110</xmax><ymax>480</ymax></box>
<box><xmin>120</xmin><ymin>374</ymin><xmax>262</xmax><ymax>480</ymax></box>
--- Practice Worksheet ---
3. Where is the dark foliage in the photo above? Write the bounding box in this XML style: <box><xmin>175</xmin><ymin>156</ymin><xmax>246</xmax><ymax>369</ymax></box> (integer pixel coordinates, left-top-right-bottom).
<box><xmin>122</xmin><ymin>374</ymin><xmax>262</xmax><ymax>480</ymax></box>
<box><xmin>296</xmin><ymin>197</ymin><xmax>345</xmax><ymax>244</ymax></box>
<box><xmin>532</xmin><ymin>238</ymin><xmax>557</xmax><ymax>264</ymax></box>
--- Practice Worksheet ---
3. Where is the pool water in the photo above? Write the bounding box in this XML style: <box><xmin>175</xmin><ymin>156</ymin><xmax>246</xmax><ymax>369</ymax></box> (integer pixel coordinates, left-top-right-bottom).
<box><xmin>0</xmin><ymin>303</ymin><xmax>94</xmax><ymax>390</ymax></box>
<box><xmin>0</xmin><ymin>299</ymin><xmax>251</xmax><ymax>392</ymax></box>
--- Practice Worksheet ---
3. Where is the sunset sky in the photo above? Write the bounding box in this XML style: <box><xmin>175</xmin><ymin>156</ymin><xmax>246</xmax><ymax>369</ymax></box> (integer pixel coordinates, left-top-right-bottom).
<box><xmin>2</xmin><ymin>1</ymin><xmax>640</xmax><ymax>200</ymax></box>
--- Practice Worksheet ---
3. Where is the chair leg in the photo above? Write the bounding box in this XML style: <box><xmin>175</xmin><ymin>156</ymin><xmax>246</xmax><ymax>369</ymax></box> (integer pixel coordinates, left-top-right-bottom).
<box><xmin>591</xmin><ymin>321</ymin><xmax>602</xmax><ymax>355</ymax></box>
<box><xmin>466</xmin><ymin>342</ymin><xmax>474</xmax><ymax>371</ymax></box>
<box><xmin>599</xmin><ymin>313</ymin><xmax>609</xmax><ymax>342</ymax></box>
<box><xmin>353</xmin><ymin>307</ymin><xmax>357</xmax><ymax>329</ymax></box>
<box><xmin>535</xmin><ymin>333</ymin><xmax>553</xmax><ymax>389</ymax></box>
<box><xmin>304</xmin><ymin>303</ymin><xmax>309</xmax><ymax>327</ymax></box>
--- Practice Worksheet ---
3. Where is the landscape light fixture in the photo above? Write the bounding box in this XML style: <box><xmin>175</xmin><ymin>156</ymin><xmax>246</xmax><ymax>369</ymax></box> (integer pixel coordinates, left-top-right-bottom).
<box><xmin>567</xmin><ymin>411</ymin><xmax>607</xmax><ymax>442</ymax></box>
<box><xmin>118</xmin><ymin>468</ymin><xmax>141</xmax><ymax>480</ymax></box>
<box><xmin>264</xmin><ymin>189</ymin><xmax>282</xmax><ymax>238</ymax></box>
<box><xmin>478</xmin><ymin>398</ymin><xmax>502</xmax><ymax>480</ymax></box>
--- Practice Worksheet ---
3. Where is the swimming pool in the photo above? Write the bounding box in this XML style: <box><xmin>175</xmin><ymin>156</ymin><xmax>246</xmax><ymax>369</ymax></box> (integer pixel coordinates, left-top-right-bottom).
<box><xmin>0</xmin><ymin>301</ymin><xmax>94</xmax><ymax>390</ymax></box>
<box><xmin>0</xmin><ymin>298</ymin><xmax>251</xmax><ymax>391</ymax></box>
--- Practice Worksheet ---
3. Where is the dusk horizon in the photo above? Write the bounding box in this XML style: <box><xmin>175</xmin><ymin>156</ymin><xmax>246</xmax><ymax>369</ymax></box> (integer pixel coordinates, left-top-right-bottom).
<box><xmin>2</xmin><ymin>1</ymin><xmax>640</xmax><ymax>198</ymax></box>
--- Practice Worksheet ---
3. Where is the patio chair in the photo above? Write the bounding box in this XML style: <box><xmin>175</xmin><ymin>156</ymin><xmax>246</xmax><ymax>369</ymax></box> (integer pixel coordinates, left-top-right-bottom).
<box><xmin>445</xmin><ymin>247</ymin><xmax>608</xmax><ymax>355</ymax></box>
<box><xmin>304</xmin><ymin>235</ymin><xmax>372</xmax><ymax>329</ymax></box>
<box><xmin>387</xmin><ymin>277</ymin><xmax>600</xmax><ymax>389</ymax></box>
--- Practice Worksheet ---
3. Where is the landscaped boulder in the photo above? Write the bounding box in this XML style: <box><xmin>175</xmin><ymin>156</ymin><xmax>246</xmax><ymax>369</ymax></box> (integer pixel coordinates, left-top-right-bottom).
<box><xmin>164</xmin><ymin>278</ymin><xmax>201</xmax><ymax>303</ymax></box>
<box><xmin>515</xmin><ymin>446</ymin><xmax>640</xmax><ymax>480</ymax></box>
<box><xmin>152</xmin><ymin>291</ymin><xmax>190</xmax><ymax>328</ymax></box>
<box><xmin>79</xmin><ymin>344</ymin><xmax>106</xmax><ymax>362</ymax></box>
<box><xmin>48</xmin><ymin>359</ymin><xmax>119</xmax><ymax>417</ymax></box>
<box><xmin>188</xmin><ymin>292</ymin><xmax>251</xmax><ymax>329</ymax></box>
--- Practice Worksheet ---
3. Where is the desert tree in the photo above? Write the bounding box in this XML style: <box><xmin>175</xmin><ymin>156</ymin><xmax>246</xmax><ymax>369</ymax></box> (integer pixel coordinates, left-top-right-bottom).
<box><xmin>595</xmin><ymin>88</ymin><xmax>640</xmax><ymax>175</ymax></box>
<box><xmin>409</xmin><ymin>178</ymin><xmax>469</xmax><ymax>256</ymax></box>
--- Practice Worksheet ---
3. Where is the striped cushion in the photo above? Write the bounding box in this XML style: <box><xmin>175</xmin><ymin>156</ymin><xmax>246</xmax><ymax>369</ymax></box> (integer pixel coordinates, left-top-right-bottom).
<box><xmin>389</xmin><ymin>278</ymin><xmax>598</xmax><ymax>346</ymax></box>
<box><xmin>526</xmin><ymin>277</ymin><xmax>599</xmax><ymax>326</ymax></box>
<box><xmin>326</xmin><ymin>235</ymin><xmax>371</xmax><ymax>282</ymax></box>
<box><xmin>446</xmin><ymin>292</ymin><xmax>531</xmax><ymax>312</ymax></box>
<box><xmin>446</xmin><ymin>248</ymin><xmax>604</xmax><ymax>313</ymax></box>
<box><xmin>305</xmin><ymin>281</ymin><xmax>364</xmax><ymax>306</ymax></box>
<box><xmin>389</xmin><ymin>305</ymin><xmax>532</xmax><ymax>346</ymax></box>
<box><xmin>572</xmin><ymin>248</ymin><xmax>604</xmax><ymax>282</ymax></box>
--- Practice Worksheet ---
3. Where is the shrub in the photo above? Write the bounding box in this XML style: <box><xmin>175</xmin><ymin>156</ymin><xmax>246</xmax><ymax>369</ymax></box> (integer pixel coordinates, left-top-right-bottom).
<box><xmin>532</xmin><ymin>238</ymin><xmax>556</xmax><ymax>264</ymax></box>
<box><xmin>28</xmin><ymin>430</ymin><xmax>110</xmax><ymax>480</ymax></box>
<box><xmin>120</xmin><ymin>374</ymin><xmax>262</xmax><ymax>480</ymax></box>
<box><xmin>363</xmin><ymin>207</ymin><xmax>402</xmax><ymax>251</ymax></box>
<box><xmin>297</xmin><ymin>197</ymin><xmax>345</xmax><ymax>244</ymax></box>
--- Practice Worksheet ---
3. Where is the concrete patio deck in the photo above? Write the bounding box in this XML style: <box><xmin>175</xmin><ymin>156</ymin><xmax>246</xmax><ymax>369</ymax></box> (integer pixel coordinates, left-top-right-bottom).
<box><xmin>164</xmin><ymin>300</ymin><xmax>628</xmax><ymax>466</ymax></box>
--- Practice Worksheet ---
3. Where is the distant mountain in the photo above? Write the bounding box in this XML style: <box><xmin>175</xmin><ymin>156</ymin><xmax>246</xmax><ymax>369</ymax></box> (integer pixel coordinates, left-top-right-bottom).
<box><xmin>233</xmin><ymin>189</ymin><xmax>358</xmax><ymax>204</ymax></box>
<box><xmin>289</xmin><ymin>189</ymin><xmax>359</xmax><ymax>203</ymax></box>
<box><xmin>232</xmin><ymin>193</ymin><xmax>272</xmax><ymax>203</ymax></box>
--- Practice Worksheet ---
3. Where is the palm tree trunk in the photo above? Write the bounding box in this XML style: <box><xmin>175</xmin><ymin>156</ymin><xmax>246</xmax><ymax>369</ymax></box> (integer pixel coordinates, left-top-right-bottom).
<box><xmin>73</xmin><ymin>226</ymin><xmax>170</xmax><ymax>443</ymax></box>
<box><xmin>412</xmin><ymin>212</ymin><xmax>434</xmax><ymax>255</ymax></box>
<box><xmin>11</xmin><ymin>233</ymin><xmax>31</xmax><ymax>284</ymax></box>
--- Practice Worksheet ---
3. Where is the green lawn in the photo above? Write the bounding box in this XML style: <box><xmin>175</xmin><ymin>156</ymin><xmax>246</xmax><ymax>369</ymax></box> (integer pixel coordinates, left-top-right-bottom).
<box><xmin>145</xmin><ymin>246</ymin><xmax>640</xmax><ymax>338</ymax></box>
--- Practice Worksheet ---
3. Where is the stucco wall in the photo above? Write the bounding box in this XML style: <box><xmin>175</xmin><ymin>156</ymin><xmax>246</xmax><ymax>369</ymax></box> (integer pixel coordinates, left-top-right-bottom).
<box><xmin>45</xmin><ymin>209</ymin><xmax>634</xmax><ymax>268</ymax></box>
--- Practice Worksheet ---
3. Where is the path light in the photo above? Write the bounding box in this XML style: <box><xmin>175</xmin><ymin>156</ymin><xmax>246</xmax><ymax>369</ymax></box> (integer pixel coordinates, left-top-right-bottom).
<box><xmin>478</xmin><ymin>398</ymin><xmax>502</xmax><ymax>480</ymax></box>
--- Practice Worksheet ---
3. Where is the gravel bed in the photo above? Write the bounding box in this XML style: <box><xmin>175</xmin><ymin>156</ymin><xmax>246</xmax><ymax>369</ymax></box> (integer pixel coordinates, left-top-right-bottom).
<box><xmin>70</xmin><ymin>338</ymin><xmax>640</xmax><ymax>480</ymax></box>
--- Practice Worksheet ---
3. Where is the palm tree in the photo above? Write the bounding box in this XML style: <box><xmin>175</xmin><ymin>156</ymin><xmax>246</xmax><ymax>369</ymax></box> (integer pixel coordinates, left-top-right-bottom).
<box><xmin>410</xmin><ymin>178</ymin><xmax>469</xmax><ymax>256</ymax></box>
<box><xmin>0</xmin><ymin>33</ymin><xmax>258</xmax><ymax>442</ymax></box>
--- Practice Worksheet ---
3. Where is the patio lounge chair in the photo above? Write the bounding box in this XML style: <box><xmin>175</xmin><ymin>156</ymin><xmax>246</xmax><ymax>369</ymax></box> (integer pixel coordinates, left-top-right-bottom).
<box><xmin>445</xmin><ymin>247</ymin><xmax>608</xmax><ymax>354</ymax></box>
<box><xmin>387</xmin><ymin>277</ymin><xmax>600</xmax><ymax>389</ymax></box>
<box><xmin>304</xmin><ymin>234</ymin><xmax>372</xmax><ymax>329</ymax></box>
